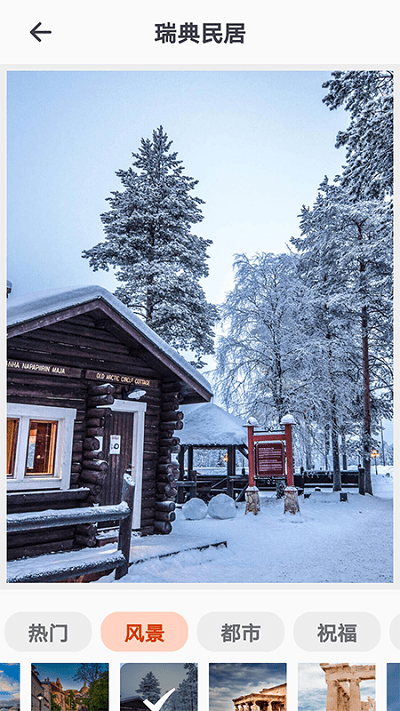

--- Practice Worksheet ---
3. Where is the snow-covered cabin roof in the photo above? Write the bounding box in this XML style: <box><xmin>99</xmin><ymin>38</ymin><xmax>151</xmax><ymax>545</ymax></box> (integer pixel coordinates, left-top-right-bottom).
<box><xmin>177</xmin><ymin>402</ymin><xmax>248</xmax><ymax>446</ymax></box>
<box><xmin>7</xmin><ymin>285</ymin><xmax>212</xmax><ymax>403</ymax></box>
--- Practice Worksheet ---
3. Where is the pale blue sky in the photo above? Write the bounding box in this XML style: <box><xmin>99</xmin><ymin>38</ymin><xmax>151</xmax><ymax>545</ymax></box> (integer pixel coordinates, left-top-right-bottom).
<box><xmin>7</xmin><ymin>70</ymin><xmax>393</xmax><ymax>443</ymax></box>
<box><xmin>7</xmin><ymin>70</ymin><xmax>346</xmax><ymax>304</ymax></box>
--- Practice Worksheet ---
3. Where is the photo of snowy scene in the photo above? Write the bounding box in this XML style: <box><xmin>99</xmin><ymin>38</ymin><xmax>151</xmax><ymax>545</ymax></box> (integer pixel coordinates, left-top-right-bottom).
<box><xmin>6</xmin><ymin>70</ymin><xmax>393</xmax><ymax>584</ymax></box>
<box><xmin>120</xmin><ymin>663</ymin><xmax>197</xmax><ymax>711</ymax></box>
<box><xmin>0</xmin><ymin>664</ymin><xmax>20</xmax><ymax>711</ymax></box>
<box><xmin>298</xmin><ymin>663</ymin><xmax>375</xmax><ymax>711</ymax></box>
<box><xmin>209</xmin><ymin>662</ymin><xmax>286</xmax><ymax>711</ymax></box>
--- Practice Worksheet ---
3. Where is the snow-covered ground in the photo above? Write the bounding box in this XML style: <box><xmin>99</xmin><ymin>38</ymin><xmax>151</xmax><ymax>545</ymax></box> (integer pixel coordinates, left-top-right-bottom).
<box><xmin>99</xmin><ymin>468</ymin><xmax>393</xmax><ymax>584</ymax></box>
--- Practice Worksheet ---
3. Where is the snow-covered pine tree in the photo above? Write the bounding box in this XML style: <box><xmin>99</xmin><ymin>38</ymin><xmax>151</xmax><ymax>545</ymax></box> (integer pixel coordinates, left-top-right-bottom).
<box><xmin>164</xmin><ymin>664</ymin><xmax>197</xmax><ymax>711</ymax></box>
<box><xmin>292</xmin><ymin>199</ymin><xmax>364</xmax><ymax>490</ymax></box>
<box><xmin>322</xmin><ymin>70</ymin><xmax>393</xmax><ymax>200</ymax></box>
<box><xmin>182</xmin><ymin>663</ymin><xmax>197</xmax><ymax>711</ymax></box>
<box><xmin>136</xmin><ymin>671</ymin><xmax>161</xmax><ymax>703</ymax></box>
<box><xmin>293</xmin><ymin>179</ymin><xmax>393</xmax><ymax>494</ymax></box>
<box><xmin>83</xmin><ymin>126</ymin><xmax>218</xmax><ymax>367</ymax></box>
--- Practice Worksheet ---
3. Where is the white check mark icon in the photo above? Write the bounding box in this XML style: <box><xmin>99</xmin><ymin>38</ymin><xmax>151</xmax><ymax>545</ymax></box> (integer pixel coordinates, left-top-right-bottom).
<box><xmin>144</xmin><ymin>688</ymin><xmax>176</xmax><ymax>711</ymax></box>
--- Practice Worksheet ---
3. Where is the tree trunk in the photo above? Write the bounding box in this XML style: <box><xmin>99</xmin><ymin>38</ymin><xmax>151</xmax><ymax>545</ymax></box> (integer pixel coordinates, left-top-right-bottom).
<box><xmin>340</xmin><ymin>428</ymin><xmax>348</xmax><ymax>470</ymax></box>
<box><xmin>326</xmin><ymin>320</ymin><xmax>341</xmax><ymax>490</ymax></box>
<box><xmin>358</xmin><ymin>220</ymin><xmax>373</xmax><ymax>495</ymax></box>
<box><xmin>361</xmin><ymin>303</ymin><xmax>373</xmax><ymax>494</ymax></box>
<box><xmin>324</xmin><ymin>424</ymin><xmax>330</xmax><ymax>471</ymax></box>
<box><xmin>304</xmin><ymin>420</ymin><xmax>313</xmax><ymax>470</ymax></box>
<box><xmin>331</xmin><ymin>402</ymin><xmax>341</xmax><ymax>491</ymax></box>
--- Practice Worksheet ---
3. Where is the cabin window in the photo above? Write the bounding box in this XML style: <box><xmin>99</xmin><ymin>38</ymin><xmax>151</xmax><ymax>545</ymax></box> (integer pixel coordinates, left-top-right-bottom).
<box><xmin>25</xmin><ymin>420</ymin><xmax>58</xmax><ymax>475</ymax></box>
<box><xmin>7</xmin><ymin>404</ymin><xmax>77</xmax><ymax>490</ymax></box>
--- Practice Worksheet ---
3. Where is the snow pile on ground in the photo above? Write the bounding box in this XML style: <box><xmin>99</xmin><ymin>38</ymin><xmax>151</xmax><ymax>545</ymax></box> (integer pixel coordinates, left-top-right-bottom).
<box><xmin>182</xmin><ymin>497</ymin><xmax>208</xmax><ymax>520</ymax></box>
<box><xmin>98</xmin><ymin>470</ymin><xmax>393</xmax><ymax>584</ymax></box>
<box><xmin>207</xmin><ymin>493</ymin><xmax>237</xmax><ymax>519</ymax></box>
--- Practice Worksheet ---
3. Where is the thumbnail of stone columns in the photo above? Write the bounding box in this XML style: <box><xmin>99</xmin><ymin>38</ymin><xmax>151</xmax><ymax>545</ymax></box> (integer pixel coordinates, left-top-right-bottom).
<box><xmin>320</xmin><ymin>664</ymin><xmax>375</xmax><ymax>711</ymax></box>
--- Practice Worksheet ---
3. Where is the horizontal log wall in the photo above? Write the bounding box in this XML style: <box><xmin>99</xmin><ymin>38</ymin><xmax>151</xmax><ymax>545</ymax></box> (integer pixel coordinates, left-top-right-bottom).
<box><xmin>7</xmin><ymin>312</ymin><xmax>179</xmax><ymax>557</ymax></box>
<box><xmin>152</xmin><ymin>381</ymin><xmax>184</xmax><ymax>534</ymax></box>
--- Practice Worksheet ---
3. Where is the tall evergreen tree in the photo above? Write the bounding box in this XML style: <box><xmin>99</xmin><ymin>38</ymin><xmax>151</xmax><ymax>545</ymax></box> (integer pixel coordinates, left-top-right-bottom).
<box><xmin>83</xmin><ymin>126</ymin><xmax>218</xmax><ymax>367</ymax></box>
<box><xmin>293</xmin><ymin>197</ymin><xmax>365</xmax><ymax>489</ymax></box>
<box><xmin>164</xmin><ymin>664</ymin><xmax>197</xmax><ymax>711</ymax></box>
<box><xmin>293</xmin><ymin>180</ymin><xmax>393</xmax><ymax>493</ymax></box>
<box><xmin>322</xmin><ymin>70</ymin><xmax>393</xmax><ymax>199</ymax></box>
<box><xmin>136</xmin><ymin>672</ymin><xmax>161</xmax><ymax>704</ymax></box>
<box><xmin>181</xmin><ymin>663</ymin><xmax>197</xmax><ymax>711</ymax></box>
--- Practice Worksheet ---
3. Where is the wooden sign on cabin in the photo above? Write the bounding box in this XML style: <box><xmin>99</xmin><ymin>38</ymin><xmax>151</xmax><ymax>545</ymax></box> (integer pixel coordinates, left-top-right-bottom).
<box><xmin>85</xmin><ymin>369</ymin><xmax>158</xmax><ymax>389</ymax></box>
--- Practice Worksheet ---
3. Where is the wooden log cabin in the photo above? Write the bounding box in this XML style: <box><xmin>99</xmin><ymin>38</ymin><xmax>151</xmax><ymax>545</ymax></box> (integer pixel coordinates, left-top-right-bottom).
<box><xmin>7</xmin><ymin>285</ymin><xmax>212</xmax><ymax>561</ymax></box>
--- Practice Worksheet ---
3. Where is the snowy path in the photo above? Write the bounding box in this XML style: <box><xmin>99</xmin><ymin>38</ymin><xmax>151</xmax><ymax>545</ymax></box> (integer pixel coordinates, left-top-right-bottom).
<box><xmin>100</xmin><ymin>473</ymin><xmax>393</xmax><ymax>584</ymax></box>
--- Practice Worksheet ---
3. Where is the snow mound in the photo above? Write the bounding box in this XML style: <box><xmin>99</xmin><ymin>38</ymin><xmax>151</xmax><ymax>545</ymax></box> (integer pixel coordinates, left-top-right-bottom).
<box><xmin>208</xmin><ymin>493</ymin><xmax>236</xmax><ymax>519</ymax></box>
<box><xmin>182</xmin><ymin>498</ymin><xmax>208</xmax><ymax>520</ymax></box>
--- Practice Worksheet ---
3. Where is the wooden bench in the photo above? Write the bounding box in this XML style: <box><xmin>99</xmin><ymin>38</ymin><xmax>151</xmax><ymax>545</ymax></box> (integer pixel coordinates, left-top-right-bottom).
<box><xmin>7</xmin><ymin>474</ymin><xmax>134</xmax><ymax>583</ymax></box>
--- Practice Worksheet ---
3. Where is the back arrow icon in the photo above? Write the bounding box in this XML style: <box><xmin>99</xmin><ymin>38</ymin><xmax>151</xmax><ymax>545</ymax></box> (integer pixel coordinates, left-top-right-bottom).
<box><xmin>30</xmin><ymin>22</ymin><xmax>52</xmax><ymax>42</ymax></box>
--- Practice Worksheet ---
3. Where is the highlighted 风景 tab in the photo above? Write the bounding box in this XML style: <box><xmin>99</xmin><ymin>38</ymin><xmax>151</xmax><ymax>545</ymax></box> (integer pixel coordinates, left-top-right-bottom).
<box><xmin>101</xmin><ymin>612</ymin><xmax>188</xmax><ymax>651</ymax></box>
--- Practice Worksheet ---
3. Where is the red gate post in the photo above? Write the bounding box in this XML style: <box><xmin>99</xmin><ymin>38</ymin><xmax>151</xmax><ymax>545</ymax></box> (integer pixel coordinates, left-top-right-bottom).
<box><xmin>280</xmin><ymin>414</ymin><xmax>300</xmax><ymax>515</ymax></box>
<box><xmin>245</xmin><ymin>421</ymin><xmax>260</xmax><ymax>514</ymax></box>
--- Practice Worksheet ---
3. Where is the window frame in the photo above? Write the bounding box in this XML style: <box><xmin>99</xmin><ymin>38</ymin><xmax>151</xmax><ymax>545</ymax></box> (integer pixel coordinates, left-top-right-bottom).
<box><xmin>7</xmin><ymin>403</ymin><xmax>77</xmax><ymax>491</ymax></box>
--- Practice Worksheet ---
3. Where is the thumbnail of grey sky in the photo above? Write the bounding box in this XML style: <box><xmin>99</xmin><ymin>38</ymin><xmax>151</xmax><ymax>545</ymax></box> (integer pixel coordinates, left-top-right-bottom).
<box><xmin>298</xmin><ymin>664</ymin><xmax>376</xmax><ymax>711</ymax></box>
<box><xmin>120</xmin><ymin>663</ymin><xmax>191</xmax><ymax>701</ymax></box>
<box><xmin>209</xmin><ymin>663</ymin><xmax>286</xmax><ymax>711</ymax></box>
<box><xmin>7</xmin><ymin>69</ymin><xmax>347</xmax><ymax>307</ymax></box>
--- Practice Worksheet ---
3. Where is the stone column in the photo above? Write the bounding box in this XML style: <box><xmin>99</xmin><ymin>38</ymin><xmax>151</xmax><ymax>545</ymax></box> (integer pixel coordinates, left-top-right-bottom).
<box><xmin>326</xmin><ymin>680</ymin><xmax>338</xmax><ymax>711</ymax></box>
<box><xmin>349</xmin><ymin>680</ymin><xmax>361</xmax><ymax>711</ymax></box>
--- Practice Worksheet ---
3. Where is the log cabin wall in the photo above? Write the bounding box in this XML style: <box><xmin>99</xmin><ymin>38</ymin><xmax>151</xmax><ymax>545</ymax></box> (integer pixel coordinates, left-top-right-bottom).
<box><xmin>7</xmin><ymin>312</ymin><xmax>183</xmax><ymax>559</ymax></box>
<box><xmin>153</xmin><ymin>381</ymin><xmax>185</xmax><ymax>535</ymax></box>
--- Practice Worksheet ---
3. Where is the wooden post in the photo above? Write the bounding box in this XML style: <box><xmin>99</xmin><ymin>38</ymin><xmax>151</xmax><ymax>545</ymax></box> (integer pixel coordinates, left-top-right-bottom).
<box><xmin>177</xmin><ymin>446</ymin><xmax>186</xmax><ymax>504</ymax></box>
<box><xmin>280</xmin><ymin>414</ymin><xmax>300</xmax><ymax>515</ymax></box>
<box><xmin>187</xmin><ymin>445</ymin><xmax>193</xmax><ymax>479</ymax></box>
<box><xmin>227</xmin><ymin>444</ymin><xmax>235</xmax><ymax>498</ymax></box>
<box><xmin>245</xmin><ymin>424</ymin><xmax>260</xmax><ymax>514</ymax></box>
<box><xmin>284</xmin><ymin>423</ymin><xmax>294</xmax><ymax>487</ymax></box>
<box><xmin>246</xmin><ymin>425</ymin><xmax>255</xmax><ymax>486</ymax></box>
<box><xmin>115</xmin><ymin>472</ymin><xmax>135</xmax><ymax>580</ymax></box>
<box><xmin>358</xmin><ymin>464</ymin><xmax>365</xmax><ymax>496</ymax></box>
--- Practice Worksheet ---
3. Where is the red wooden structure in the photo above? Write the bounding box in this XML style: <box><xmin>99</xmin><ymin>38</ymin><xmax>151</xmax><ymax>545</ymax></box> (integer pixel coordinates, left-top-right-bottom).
<box><xmin>246</xmin><ymin>414</ymin><xmax>296</xmax><ymax>488</ymax></box>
